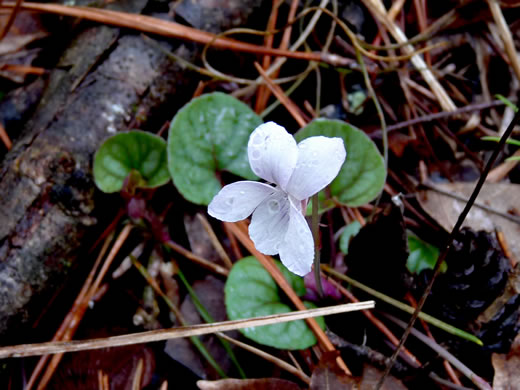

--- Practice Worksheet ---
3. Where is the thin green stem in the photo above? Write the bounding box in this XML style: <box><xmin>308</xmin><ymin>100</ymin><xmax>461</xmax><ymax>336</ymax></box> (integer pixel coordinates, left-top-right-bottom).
<box><xmin>355</xmin><ymin>44</ymin><xmax>387</xmax><ymax>214</ymax></box>
<box><xmin>311</xmin><ymin>194</ymin><xmax>323</xmax><ymax>297</ymax></box>
<box><xmin>322</xmin><ymin>265</ymin><xmax>483</xmax><ymax>346</ymax></box>
<box><xmin>482</xmin><ymin>136</ymin><xmax>520</xmax><ymax>148</ymax></box>
<box><xmin>356</xmin><ymin>47</ymin><xmax>387</xmax><ymax>170</ymax></box>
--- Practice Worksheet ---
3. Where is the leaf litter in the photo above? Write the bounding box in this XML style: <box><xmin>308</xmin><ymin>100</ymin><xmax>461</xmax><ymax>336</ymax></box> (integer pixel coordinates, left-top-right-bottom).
<box><xmin>0</xmin><ymin>0</ymin><xmax>520</xmax><ymax>389</ymax></box>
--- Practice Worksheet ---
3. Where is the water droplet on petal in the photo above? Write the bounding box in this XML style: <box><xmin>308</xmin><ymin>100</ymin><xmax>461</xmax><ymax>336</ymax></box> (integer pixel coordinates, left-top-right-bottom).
<box><xmin>239</xmin><ymin>191</ymin><xmax>245</xmax><ymax>195</ymax></box>
<box><xmin>312</xmin><ymin>151</ymin><xmax>318</xmax><ymax>157</ymax></box>
<box><xmin>273</xmin><ymin>243</ymin><xmax>280</xmax><ymax>252</ymax></box>
<box><xmin>299</xmin><ymin>244</ymin><xmax>306</xmax><ymax>253</ymax></box>
<box><xmin>226</xmin><ymin>197</ymin><xmax>235</xmax><ymax>206</ymax></box>
<box><xmin>250</xmin><ymin>149</ymin><xmax>261</xmax><ymax>160</ymax></box>
<box><xmin>251</xmin><ymin>132</ymin><xmax>265</xmax><ymax>146</ymax></box>
<box><xmin>311</xmin><ymin>159</ymin><xmax>319</xmax><ymax>167</ymax></box>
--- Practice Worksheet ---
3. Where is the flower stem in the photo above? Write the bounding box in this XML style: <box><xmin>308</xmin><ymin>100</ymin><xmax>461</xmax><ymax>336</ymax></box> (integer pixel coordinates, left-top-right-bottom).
<box><xmin>311</xmin><ymin>193</ymin><xmax>323</xmax><ymax>297</ymax></box>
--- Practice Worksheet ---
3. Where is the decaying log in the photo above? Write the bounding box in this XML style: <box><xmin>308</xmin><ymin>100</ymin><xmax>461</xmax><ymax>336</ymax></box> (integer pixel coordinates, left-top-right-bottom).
<box><xmin>0</xmin><ymin>0</ymin><xmax>262</xmax><ymax>338</ymax></box>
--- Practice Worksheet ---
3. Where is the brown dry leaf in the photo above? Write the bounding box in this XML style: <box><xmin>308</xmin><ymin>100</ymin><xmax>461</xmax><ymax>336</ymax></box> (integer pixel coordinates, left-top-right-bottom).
<box><xmin>51</xmin><ymin>344</ymin><xmax>155</xmax><ymax>389</ymax></box>
<box><xmin>310</xmin><ymin>351</ymin><xmax>359</xmax><ymax>390</ymax></box>
<box><xmin>0</xmin><ymin>33</ymin><xmax>47</xmax><ymax>56</ymax></box>
<box><xmin>388</xmin><ymin>132</ymin><xmax>416</xmax><ymax>158</ymax></box>
<box><xmin>164</xmin><ymin>275</ymin><xmax>237</xmax><ymax>379</ymax></box>
<box><xmin>359</xmin><ymin>365</ymin><xmax>407</xmax><ymax>390</ymax></box>
<box><xmin>492</xmin><ymin>333</ymin><xmax>520</xmax><ymax>389</ymax></box>
<box><xmin>184</xmin><ymin>214</ymin><xmax>220</xmax><ymax>263</ymax></box>
<box><xmin>197</xmin><ymin>378</ymin><xmax>301</xmax><ymax>390</ymax></box>
<box><xmin>419</xmin><ymin>182</ymin><xmax>520</xmax><ymax>261</ymax></box>
<box><xmin>0</xmin><ymin>11</ymin><xmax>48</xmax><ymax>82</ymax></box>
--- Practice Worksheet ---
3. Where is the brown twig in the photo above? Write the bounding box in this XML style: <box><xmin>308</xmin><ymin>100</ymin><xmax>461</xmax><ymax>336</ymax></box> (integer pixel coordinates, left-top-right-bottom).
<box><xmin>487</xmin><ymin>149</ymin><xmax>520</xmax><ymax>182</ymax></box>
<box><xmin>0</xmin><ymin>2</ymin><xmax>349</xmax><ymax>66</ymax></box>
<box><xmin>216</xmin><ymin>332</ymin><xmax>311</xmax><ymax>384</ymax></box>
<box><xmin>196</xmin><ymin>213</ymin><xmax>233</xmax><ymax>268</ymax></box>
<box><xmin>0</xmin><ymin>302</ymin><xmax>374</xmax><ymax>358</ymax></box>
<box><xmin>0</xmin><ymin>123</ymin><xmax>12</xmax><ymax>150</ymax></box>
<box><xmin>254</xmin><ymin>0</ymin><xmax>281</xmax><ymax>113</ymax></box>
<box><xmin>164</xmin><ymin>240</ymin><xmax>229</xmax><ymax>276</ymax></box>
<box><xmin>384</xmin><ymin>314</ymin><xmax>492</xmax><ymax>390</ymax></box>
<box><xmin>487</xmin><ymin>0</ymin><xmax>520</xmax><ymax>82</ymax></box>
<box><xmin>361</xmin><ymin>0</ymin><xmax>456</xmax><ymax>111</ymax></box>
<box><xmin>35</xmin><ymin>225</ymin><xmax>133</xmax><ymax>390</ymax></box>
<box><xmin>0</xmin><ymin>0</ymin><xmax>21</xmax><ymax>40</ymax></box>
<box><xmin>370</xmin><ymin>100</ymin><xmax>505</xmax><ymax>138</ymax></box>
<box><xmin>26</xmin><ymin>231</ymin><xmax>116</xmax><ymax>390</ymax></box>
<box><xmin>405</xmin><ymin>293</ymin><xmax>462</xmax><ymax>386</ymax></box>
<box><xmin>255</xmin><ymin>0</ymin><xmax>299</xmax><ymax>112</ymax></box>
<box><xmin>254</xmin><ymin>62</ymin><xmax>308</xmax><ymax>128</ymax></box>
<box><xmin>325</xmin><ymin>274</ymin><xmax>420</xmax><ymax>366</ymax></box>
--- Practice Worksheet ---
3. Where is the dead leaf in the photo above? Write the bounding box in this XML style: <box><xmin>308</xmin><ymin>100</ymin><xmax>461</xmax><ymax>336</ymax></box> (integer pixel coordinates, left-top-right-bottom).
<box><xmin>0</xmin><ymin>11</ymin><xmax>48</xmax><ymax>82</ymax></box>
<box><xmin>492</xmin><ymin>333</ymin><xmax>520</xmax><ymax>389</ymax></box>
<box><xmin>51</xmin><ymin>344</ymin><xmax>155</xmax><ymax>390</ymax></box>
<box><xmin>345</xmin><ymin>202</ymin><xmax>409</xmax><ymax>298</ymax></box>
<box><xmin>164</xmin><ymin>275</ymin><xmax>237</xmax><ymax>379</ymax></box>
<box><xmin>184</xmin><ymin>214</ymin><xmax>220</xmax><ymax>263</ymax></box>
<box><xmin>359</xmin><ymin>365</ymin><xmax>407</xmax><ymax>390</ymax></box>
<box><xmin>0</xmin><ymin>33</ymin><xmax>47</xmax><ymax>56</ymax></box>
<box><xmin>310</xmin><ymin>351</ymin><xmax>359</xmax><ymax>390</ymax></box>
<box><xmin>197</xmin><ymin>378</ymin><xmax>301</xmax><ymax>390</ymax></box>
<box><xmin>419</xmin><ymin>182</ymin><xmax>520</xmax><ymax>261</ymax></box>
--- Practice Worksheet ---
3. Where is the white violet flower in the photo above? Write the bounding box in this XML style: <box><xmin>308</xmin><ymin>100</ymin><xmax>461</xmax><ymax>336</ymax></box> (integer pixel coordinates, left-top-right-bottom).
<box><xmin>208</xmin><ymin>122</ymin><xmax>346</xmax><ymax>276</ymax></box>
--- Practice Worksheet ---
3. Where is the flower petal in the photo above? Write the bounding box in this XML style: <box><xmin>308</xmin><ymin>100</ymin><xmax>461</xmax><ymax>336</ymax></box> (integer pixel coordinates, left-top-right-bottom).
<box><xmin>249</xmin><ymin>189</ymin><xmax>290</xmax><ymax>255</ymax></box>
<box><xmin>285</xmin><ymin>136</ymin><xmax>346</xmax><ymax>200</ymax></box>
<box><xmin>278</xmin><ymin>199</ymin><xmax>314</xmax><ymax>276</ymax></box>
<box><xmin>208</xmin><ymin>181</ymin><xmax>275</xmax><ymax>222</ymax></box>
<box><xmin>248</xmin><ymin>122</ymin><xmax>298</xmax><ymax>189</ymax></box>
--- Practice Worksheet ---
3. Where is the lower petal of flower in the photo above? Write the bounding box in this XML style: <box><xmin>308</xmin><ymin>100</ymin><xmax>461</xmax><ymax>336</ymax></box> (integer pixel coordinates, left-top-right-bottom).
<box><xmin>278</xmin><ymin>199</ymin><xmax>314</xmax><ymax>276</ymax></box>
<box><xmin>249</xmin><ymin>189</ymin><xmax>290</xmax><ymax>255</ymax></box>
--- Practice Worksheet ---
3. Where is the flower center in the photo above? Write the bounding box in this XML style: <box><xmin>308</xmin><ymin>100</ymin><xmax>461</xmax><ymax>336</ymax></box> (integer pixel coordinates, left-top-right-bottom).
<box><xmin>267</xmin><ymin>199</ymin><xmax>280</xmax><ymax>214</ymax></box>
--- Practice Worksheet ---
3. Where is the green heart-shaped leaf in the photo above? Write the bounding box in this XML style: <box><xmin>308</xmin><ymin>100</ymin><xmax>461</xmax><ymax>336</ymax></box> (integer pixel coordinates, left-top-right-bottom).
<box><xmin>93</xmin><ymin>130</ymin><xmax>169</xmax><ymax>193</ymax></box>
<box><xmin>295</xmin><ymin>119</ymin><xmax>386</xmax><ymax>207</ymax></box>
<box><xmin>339</xmin><ymin>221</ymin><xmax>362</xmax><ymax>255</ymax></box>
<box><xmin>407</xmin><ymin>233</ymin><xmax>446</xmax><ymax>274</ymax></box>
<box><xmin>167</xmin><ymin>92</ymin><xmax>262</xmax><ymax>205</ymax></box>
<box><xmin>225</xmin><ymin>256</ymin><xmax>324</xmax><ymax>350</ymax></box>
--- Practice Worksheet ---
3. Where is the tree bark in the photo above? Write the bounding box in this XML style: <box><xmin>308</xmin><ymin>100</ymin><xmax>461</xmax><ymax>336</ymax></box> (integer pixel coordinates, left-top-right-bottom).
<box><xmin>0</xmin><ymin>0</ymin><xmax>262</xmax><ymax>338</ymax></box>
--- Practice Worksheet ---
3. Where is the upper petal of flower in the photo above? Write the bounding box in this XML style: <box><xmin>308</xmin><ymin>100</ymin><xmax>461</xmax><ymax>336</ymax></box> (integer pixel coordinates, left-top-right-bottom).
<box><xmin>278</xmin><ymin>198</ymin><xmax>314</xmax><ymax>276</ymax></box>
<box><xmin>208</xmin><ymin>181</ymin><xmax>275</xmax><ymax>222</ymax></box>
<box><xmin>249</xmin><ymin>189</ymin><xmax>290</xmax><ymax>255</ymax></box>
<box><xmin>285</xmin><ymin>136</ymin><xmax>346</xmax><ymax>200</ymax></box>
<box><xmin>248</xmin><ymin>122</ymin><xmax>298</xmax><ymax>189</ymax></box>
